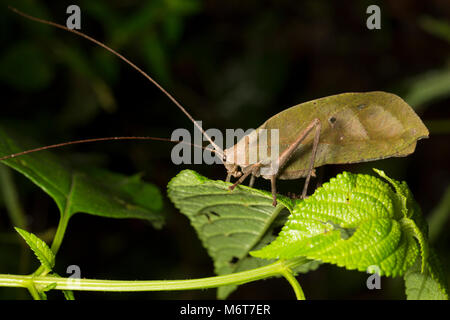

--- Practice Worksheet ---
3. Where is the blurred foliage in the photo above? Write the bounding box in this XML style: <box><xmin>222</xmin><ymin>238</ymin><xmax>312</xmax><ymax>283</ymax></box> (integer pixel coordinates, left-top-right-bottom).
<box><xmin>428</xmin><ymin>186</ymin><xmax>450</xmax><ymax>243</ymax></box>
<box><xmin>0</xmin><ymin>0</ymin><xmax>449</xmax><ymax>299</ymax></box>
<box><xmin>0</xmin><ymin>41</ymin><xmax>54</xmax><ymax>91</ymax></box>
<box><xmin>403</xmin><ymin>16</ymin><xmax>450</xmax><ymax>111</ymax></box>
<box><xmin>420</xmin><ymin>15</ymin><xmax>450</xmax><ymax>43</ymax></box>
<box><xmin>403</xmin><ymin>68</ymin><xmax>450</xmax><ymax>111</ymax></box>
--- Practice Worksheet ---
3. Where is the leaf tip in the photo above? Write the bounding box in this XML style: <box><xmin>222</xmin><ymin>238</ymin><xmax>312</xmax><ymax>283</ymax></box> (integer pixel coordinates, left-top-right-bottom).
<box><xmin>14</xmin><ymin>226</ymin><xmax>26</xmax><ymax>239</ymax></box>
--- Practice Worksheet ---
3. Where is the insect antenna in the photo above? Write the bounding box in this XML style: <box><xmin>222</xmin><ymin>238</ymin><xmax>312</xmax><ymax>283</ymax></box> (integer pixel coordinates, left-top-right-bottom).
<box><xmin>7</xmin><ymin>6</ymin><xmax>225</xmax><ymax>161</ymax></box>
<box><xmin>0</xmin><ymin>136</ymin><xmax>218</xmax><ymax>162</ymax></box>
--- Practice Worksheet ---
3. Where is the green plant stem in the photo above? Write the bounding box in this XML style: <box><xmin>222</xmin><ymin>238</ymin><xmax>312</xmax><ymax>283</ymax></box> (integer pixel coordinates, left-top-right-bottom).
<box><xmin>26</xmin><ymin>281</ymin><xmax>42</xmax><ymax>300</ymax></box>
<box><xmin>0</xmin><ymin>257</ymin><xmax>307</xmax><ymax>294</ymax></box>
<box><xmin>280</xmin><ymin>268</ymin><xmax>305</xmax><ymax>300</ymax></box>
<box><xmin>50</xmin><ymin>214</ymin><xmax>70</xmax><ymax>253</ymax></box>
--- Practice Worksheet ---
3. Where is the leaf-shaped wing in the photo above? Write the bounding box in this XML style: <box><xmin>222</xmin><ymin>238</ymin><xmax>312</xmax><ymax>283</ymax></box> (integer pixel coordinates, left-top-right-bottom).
<box><xmin>249</xmin><ymin>92</ymin><xmax>429</xmax><ymax>179</ymax></box>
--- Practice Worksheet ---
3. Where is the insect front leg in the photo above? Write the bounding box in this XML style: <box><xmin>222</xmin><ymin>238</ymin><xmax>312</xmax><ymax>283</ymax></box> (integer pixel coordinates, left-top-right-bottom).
<box><xmin>270</xmin><ymin>175</ymin><xmax>277</xmax><ymax>206</ymax></box>
<box><xmin>229</xmin><ymin>163</ymin><xmax>262</xmax><ymax>191</ymax></box>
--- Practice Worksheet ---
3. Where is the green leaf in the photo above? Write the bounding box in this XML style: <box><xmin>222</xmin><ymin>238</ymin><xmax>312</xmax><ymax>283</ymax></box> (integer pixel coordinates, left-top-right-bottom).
<box><xmin>251</xmin><ymin>170</ymin><xmax>428</xmax><ymax>278</ymax></box>
<box><xmin>38</xmin><ymin>291</ymin><xmax>48</xmax><ymax>300</ymax></box>
<box><xmin>167</xmin><ymin>169</ymin><xmax>296</xmax><ymax>299</ymax></box>
<box><xmin>14</xmin><ymin>227</ymin><xmax>55</xmax><ymax>272</ymax></box>
<box><xmin>291</xmin><ymin>259</ymin><xmax>322</xmax><ymax>275</ymax></box>
<box><xmin>62</xmin><ymin>290</ymin><xmax>76</xmax><ymax>300</ymax></box>
<box><xmin>373</xmin><ymin>169</ymin><xmax>429</xmax><ymax>272</ymax></box>
<box><xmin>404</xmin><ymin>248</ymin><xmax>449</xmax><ymax>300</ymax></box>
<box><xmin>0</xmin><ymin>127</ymin><xmax>164</xmax><ymax>227</ymax></box>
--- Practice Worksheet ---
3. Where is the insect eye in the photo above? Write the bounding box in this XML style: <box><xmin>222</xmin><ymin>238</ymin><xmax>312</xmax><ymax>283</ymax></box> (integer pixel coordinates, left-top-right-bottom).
<box><xmin>329</xmin><ymin>117</ymin><xmax>337</xmax><ymax>124</ymax></box>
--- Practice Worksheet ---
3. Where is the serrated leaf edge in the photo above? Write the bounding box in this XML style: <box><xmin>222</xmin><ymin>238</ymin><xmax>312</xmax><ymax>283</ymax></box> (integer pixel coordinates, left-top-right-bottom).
<box><xmin>14</xmin><ymin>227</ymin><xmax>55</xmax><ymax>271</ymax></box>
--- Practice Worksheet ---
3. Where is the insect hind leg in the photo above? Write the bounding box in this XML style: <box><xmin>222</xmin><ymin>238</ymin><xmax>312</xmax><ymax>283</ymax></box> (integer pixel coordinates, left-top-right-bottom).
<box><xmin>269</xmin><ymin>118</ymin><xmax>322</xmax><ymax>206</ymax></box>
<box><xmin>301</xmin><ymin>119</ymin><xmax>321</xmax><ymax>198</ymax></box>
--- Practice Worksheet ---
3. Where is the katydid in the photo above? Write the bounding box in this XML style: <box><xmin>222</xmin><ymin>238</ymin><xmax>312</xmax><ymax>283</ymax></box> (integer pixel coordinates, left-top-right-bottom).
<box><xmin>2</xmin><ymin>7</ymin><xmax>429</xmax><ymax>207</ymax></box>
<box><xmin>224</xmin><ymin>91</ymin><xmax>429</xmax><ymax>205</ymax></box>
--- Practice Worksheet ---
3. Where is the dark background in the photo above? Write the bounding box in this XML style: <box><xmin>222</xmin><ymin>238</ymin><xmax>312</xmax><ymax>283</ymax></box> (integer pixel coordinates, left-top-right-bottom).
<box><xmin>0</xmin><ymin>0</ymin><xmax>449</xmax><ymax>299</ymax></box>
